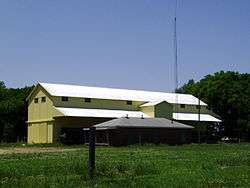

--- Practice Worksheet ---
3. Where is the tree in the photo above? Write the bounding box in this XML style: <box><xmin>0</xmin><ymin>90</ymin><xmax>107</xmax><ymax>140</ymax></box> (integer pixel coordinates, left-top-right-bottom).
<box><xmin>0</xmin><ymin>81</ymin><xmax>33</xmax><ymax>142</ymax></box>
<box><xmin>177</xmin><ymin>71</ymin><xmax>250</xmax><ymax>141</ymax></box>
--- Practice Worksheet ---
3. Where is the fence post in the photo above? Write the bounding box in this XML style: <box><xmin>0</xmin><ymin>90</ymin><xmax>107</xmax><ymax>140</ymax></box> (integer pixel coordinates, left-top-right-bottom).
<box><xmin>88</xmin><ymin>126</ymin><xmax>96</xmax><ymax>178</ymax></box>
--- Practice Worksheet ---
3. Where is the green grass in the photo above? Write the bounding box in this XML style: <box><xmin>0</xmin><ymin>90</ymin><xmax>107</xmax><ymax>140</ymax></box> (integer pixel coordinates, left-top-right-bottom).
<box><xmin>0</xmin><ymin>144</ymin><xmax>249</xmax><ymax>188</ymax></box>
<box><xmin>0</xmin><ymin>142</ymin><xmax>66</xmax><ymax>148</ymax></box>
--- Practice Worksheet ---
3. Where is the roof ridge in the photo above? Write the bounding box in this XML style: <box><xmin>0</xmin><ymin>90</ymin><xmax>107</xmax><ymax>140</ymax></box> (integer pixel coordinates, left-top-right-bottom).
<box><xmin>39</xmin><ymin>82</ymin><xmax>191</xmax><ymax>96</ymax></box>
<box><xmin>35</xmin><ymin>82</ymin><xmax>207</xmax><ymax>106</ymax></box>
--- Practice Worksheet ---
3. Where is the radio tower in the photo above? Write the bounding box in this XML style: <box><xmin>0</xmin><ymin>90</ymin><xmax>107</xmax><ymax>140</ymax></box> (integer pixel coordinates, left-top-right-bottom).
<box><xmin>174</xmin><ymin>0</ymin><xmax>178</xmax><ymax>93</ymax></box>
<box><xmin>173</xmin><ymin>0</ymin><xmax>178</xmax><ymax>119</ymax></box>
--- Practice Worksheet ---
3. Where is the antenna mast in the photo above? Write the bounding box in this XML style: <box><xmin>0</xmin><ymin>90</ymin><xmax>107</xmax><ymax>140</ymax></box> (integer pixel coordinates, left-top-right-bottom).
<box><xmin>173</xmin><ymin>0</ymin><xmax>178</xmax><ymax>119</ymax></box>
<box><xmin>174</xmin><ymin>0</ymin><xmax>178</xmax><ymax>93</ymax></box>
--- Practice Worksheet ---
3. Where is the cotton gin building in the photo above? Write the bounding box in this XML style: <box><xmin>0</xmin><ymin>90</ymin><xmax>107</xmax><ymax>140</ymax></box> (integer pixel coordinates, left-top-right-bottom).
<box><xmin>26</xmin><ymin>82</ymin><xmax>221</xmax><ymax>144</ymax></box>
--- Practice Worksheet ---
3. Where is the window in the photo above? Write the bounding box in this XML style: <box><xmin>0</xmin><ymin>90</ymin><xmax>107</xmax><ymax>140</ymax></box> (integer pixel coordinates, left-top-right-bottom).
<box><xmin>84</xmin><ymin>98</ymin><xmax>91</xmax><ymax>103</ymax></box>
<box><xmin>41</xmin><ymin>97</ymin><xmax>46</xmax><ymax>103</ymax></box>
<box><xmin>180</xmin><ymin>104</ymin><xmax>185</xmax><ymax>108</ymax></box>
<box><xmin>196</xmin><ymin>105</ymin><xmax>201</xmax><ymax>109</ymax></box>
<box><xmin>61</xmin><ymin>97</ymin><xmax>68</xmax><ymax>101</ymax></box>
<box><xmin>126</xmin><ymin>100</ymin><xmax>132</xmax><ymax>105</ymax></box>
<box><xmin>34</xmin><ymin>98</ymin><xmax>38</xmax><ymax>103</ymax></box>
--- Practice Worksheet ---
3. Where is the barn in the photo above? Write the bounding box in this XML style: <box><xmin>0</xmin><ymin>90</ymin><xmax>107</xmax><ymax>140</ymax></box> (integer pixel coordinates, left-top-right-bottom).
<box><xmin>88</xmin><ymin>117</ymin><xmax>194</xmax><ymax>146</ymax></box>
<box><xmin>26</xmin><ymin>82</ymin><xmax>221</xmax><ymax>144</ymax></box>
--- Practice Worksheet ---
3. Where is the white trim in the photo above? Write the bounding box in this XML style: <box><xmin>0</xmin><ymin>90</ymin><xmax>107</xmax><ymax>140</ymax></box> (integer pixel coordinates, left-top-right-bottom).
<box><xmin>173</xmin><ymin>113</ymin><xmax>221</xmax><ymax>122</ymax></box>
<box><xmin>55</xmin><ymin>107</ymin><xmax>150</xmax><ymax>118</ymax></box>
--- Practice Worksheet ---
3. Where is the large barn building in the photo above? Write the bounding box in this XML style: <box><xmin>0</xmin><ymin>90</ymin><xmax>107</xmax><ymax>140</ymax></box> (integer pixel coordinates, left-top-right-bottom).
<box><xmin>26</xmin><ymin>82</ymin><xmax>221</xmax><ymax>144</ymax></box>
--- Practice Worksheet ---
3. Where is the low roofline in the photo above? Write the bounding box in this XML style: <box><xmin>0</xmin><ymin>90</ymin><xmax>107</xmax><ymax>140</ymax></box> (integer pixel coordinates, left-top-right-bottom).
<box><xmin>97</xmin><ymin>125</ymin><xmax>194</xmax><ymax>130</ymax></box>
<box><xmin>93</xmin><ymin>117</ymin><xmax>194</xmax><ymax>129</ymax></box>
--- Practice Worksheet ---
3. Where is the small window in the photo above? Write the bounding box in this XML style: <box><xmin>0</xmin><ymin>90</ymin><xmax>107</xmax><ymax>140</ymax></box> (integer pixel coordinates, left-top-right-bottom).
<box><xmin>84</xmin><ymin>98</ymin><xmax>91</xmax><ymax>103</ymax></box>
<box><xmin>41</xmin><ymin>97</ymin><xmax>46</xmax><ymax>103</ymax></box>
<box><xmin>126</xmin><ymin>100</ymin><xmax>132</xmax><ymax>105</ymax></box>
<box><xmin>61</xmin><ymin>97</ymin><xmax>68</xmax><ymax>101</ymax></box>
<box><xmin>196</xmin><ymin>105</ymin><xmax>201</xmax><ymax>109</ymax></box>
<box><xmin>180</xmin><ymin>104</ymin><xmax>185</xmax><ymax>108</ymax></box>
<box><xmin>34</xmin><ymin>98</ymin><xmax>38</xmax><ymax>103</ymax></box>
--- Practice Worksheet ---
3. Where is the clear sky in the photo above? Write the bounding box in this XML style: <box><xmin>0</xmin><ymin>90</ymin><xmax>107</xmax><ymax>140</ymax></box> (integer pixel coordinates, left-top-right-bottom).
<box><xmin>0</xmin><ymin>0</ymin><xmax>249</xmax><ymax>92</ymax></box>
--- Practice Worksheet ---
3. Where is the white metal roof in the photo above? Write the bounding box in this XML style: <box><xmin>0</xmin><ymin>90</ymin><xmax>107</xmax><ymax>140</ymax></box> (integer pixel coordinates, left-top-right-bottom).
<box><xmin>55</xmin><ymin>107</ymin><xmax>149</xmax><ymax>118</ymax></box>
<box><xmin>39</xmin><ymin>82</ymin><xmax>207</xmax><ymax>106</ymax></box>
<box><xmin>173</xmin><ymin>113</ymin><xmax>221</xmax><ymax>122</ymax></box>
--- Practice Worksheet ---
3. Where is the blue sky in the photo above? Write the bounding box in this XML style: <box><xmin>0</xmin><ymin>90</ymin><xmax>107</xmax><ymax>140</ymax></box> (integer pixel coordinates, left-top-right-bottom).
<box><xmin>0</xmin><ymin>0</ymin><xmax>249</xmax><ymax>92</ymax></box>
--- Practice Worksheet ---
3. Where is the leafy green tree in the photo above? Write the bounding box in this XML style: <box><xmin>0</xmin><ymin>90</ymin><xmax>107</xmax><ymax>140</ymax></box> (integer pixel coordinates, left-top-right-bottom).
<box><xmin>0</xmin><ymin>81</ymin><xmax>33</xmax><ymax>142</ymax></box>
<box><xmin>177</xmin><ymin>71</ymin><xmax>250</xmax><ymax>140</ymax></box>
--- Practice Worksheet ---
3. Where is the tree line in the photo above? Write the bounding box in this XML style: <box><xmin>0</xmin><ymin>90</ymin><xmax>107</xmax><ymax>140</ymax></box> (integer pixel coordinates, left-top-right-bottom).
<box><xmin>176</xmin><ymin>71</ymin><xmax>250</xmax><ymax>141</ymax></box>
<box><xmin>0</xmin><ymin>71</ymin><xmax>249</xmax><ymax>142</ymax></box>
<box><xmin>0</xmin><ymin>81</ymin><xmax>33</xmax><ymax>142</ymax></box>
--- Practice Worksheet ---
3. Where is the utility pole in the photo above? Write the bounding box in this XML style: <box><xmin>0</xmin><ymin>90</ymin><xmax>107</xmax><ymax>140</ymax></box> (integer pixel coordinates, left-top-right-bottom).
<box><xmin>198</xmin><ymin>94</ymin><xmax>201</xmax><ymax>143</ymax></box>
<box><xmin>88</xmin><ymin>127</ymin><xmax>96</xmax><ymax>178</ymax></box>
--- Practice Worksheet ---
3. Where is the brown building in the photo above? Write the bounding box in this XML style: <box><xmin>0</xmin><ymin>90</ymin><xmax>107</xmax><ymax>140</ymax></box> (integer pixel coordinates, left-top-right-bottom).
<box><xmin>88</xmin><ymin>117</ymin><xmax>194</xmax><ymax>146</ymax></box>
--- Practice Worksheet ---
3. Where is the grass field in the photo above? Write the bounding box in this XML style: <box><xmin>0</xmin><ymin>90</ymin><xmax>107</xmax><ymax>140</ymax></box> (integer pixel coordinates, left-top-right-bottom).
<box><xmin>0</xmin><ymin>144</ymin><xmax>249</xmax><ymax>188</ymax></box>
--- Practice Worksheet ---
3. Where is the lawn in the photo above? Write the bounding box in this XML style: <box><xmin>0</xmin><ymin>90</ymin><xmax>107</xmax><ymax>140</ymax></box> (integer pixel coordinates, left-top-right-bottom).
<box><xmin>0</xmin><ymin>144</ymin><xmax>249</xmax><ymax>188</ymax></box>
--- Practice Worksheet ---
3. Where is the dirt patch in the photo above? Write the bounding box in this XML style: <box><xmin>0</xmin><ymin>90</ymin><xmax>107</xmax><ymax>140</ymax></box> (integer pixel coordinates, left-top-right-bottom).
<box><xmin>0</xmin><ymin>147</ymin><xmax>81</xmax><ymax>155</ymax></box>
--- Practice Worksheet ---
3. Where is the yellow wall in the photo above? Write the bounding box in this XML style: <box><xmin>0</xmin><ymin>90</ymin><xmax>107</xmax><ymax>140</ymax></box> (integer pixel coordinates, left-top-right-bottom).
<box><xmin>53</xmin><ymin>96</ymin><xmax>144</xmax><ymax>111</ymax></box>
<box><xmin>140</xmin><ymin>106</ymin><xmax>155</xmax><ymax>117</ymax></box>
<box><xmin>27</xmin><ymin>86</ymin><xmax>59</xmax><ymax>144</ymax></box>
<box><xmin>27</xmin><ymin>122</ymin><xmax>53</xmax><ymax>143</ymax></box>
<box><xmin>47</xmin><ymin>122</ymin><xmax>54</xmax><ymax>143</ymax></box>
<box><xmin>28</xmin><ymin>86</ymin><xmax>56</xmax><ymax>122</ymax></box>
